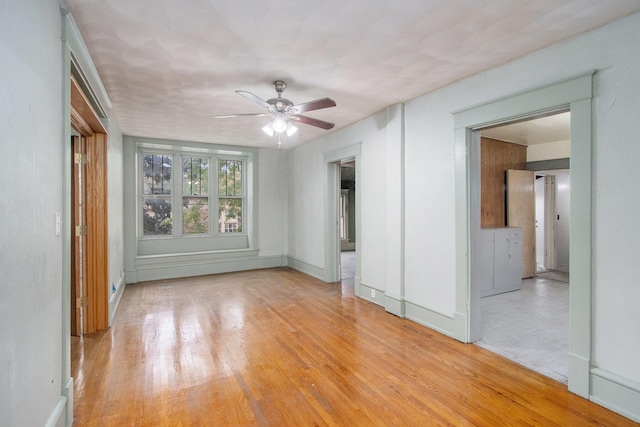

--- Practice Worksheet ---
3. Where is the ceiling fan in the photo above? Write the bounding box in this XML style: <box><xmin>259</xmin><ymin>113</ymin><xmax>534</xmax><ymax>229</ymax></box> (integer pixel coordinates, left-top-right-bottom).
<box><xmin>214</xmin><ymin>81</ymin><xmax>336</xmax><ymax>145</ymax></box>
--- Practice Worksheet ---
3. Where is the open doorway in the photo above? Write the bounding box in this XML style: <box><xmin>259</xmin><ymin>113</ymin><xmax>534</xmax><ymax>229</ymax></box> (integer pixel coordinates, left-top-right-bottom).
<box><xmin>324</xmin><ymin>143</ymin><xmax>361</xmax><ymax>290</ymax></box>
<box><xmin>340</xmin><ymin>161</ymin><xmax>356</xmax><ymax>282</ymax></box>
<box><xmin>474</xmin><ymin>112</ymin><xmax>571</xmax><ymax>383</ymax></box>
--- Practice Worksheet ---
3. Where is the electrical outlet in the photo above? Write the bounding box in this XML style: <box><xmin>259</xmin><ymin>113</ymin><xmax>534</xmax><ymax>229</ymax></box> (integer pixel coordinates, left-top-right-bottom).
<box><xmin>370</xmin><ymin>289</ymin><xmax>376</xmax><ymax>298</ymax></box>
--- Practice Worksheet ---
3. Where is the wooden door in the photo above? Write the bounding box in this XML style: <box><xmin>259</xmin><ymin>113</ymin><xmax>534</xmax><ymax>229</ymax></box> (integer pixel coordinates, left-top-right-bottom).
<box><xmin>70</xmin><ymin>75</ymin><xmax>109</xmax><ymax>334</ymax></box>
<box><xmin>71</xmin><ymin>135</ymin><xmax>88</xmax><ymax>336</ymax></box>
<box><xmin>506</xmin><ymin>169</ymin><xmax>536</xmax><ymax>278</ymax></box>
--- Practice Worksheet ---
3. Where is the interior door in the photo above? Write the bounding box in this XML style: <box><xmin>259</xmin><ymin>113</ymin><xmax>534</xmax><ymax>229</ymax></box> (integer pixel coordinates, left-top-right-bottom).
<box><xmin>506</xmin><ymin>169</ymin><xmax>536</xmax><ymax>278</ymax></box>
<box><xmin>70</xmin><ymin>75</ymin><xmax>110</xmax><ymax>334</ymax></box>
<box><xmin>71</xmin><ymin>135</ymin><xmax>88</xmax><ymax>336</ymax></box>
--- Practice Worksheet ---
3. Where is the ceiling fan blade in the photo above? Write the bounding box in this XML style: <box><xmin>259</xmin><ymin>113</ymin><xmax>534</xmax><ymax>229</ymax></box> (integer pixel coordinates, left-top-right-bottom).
<box><xmin>236</xmin><ymin>90</ymin><xmax>271</xmax><ymax>110</ymax></box>
<box><xmin>290</xmin><ymin>114</ymin><xmax>335</xmax><ymax>130</ymax></box>
<box><xmin>291</xmin><ymin>97</ymin><xmax>336</xmax><ymax>114</ymax></box>
<box><xmin>213</xmin><ymin>113</ymin><xmax>270</xmax><ymax>119</ymax></box>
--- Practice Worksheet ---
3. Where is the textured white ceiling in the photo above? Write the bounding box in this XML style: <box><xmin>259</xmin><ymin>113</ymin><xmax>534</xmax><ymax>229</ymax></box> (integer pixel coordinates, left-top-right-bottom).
<box><xmin>64</xmin><ymin>0</ymin><xmax>640</xmax><ymax>149</ymax></box>
<box><xmin>482</xmin><ymin>112</ymin><xmax>571</xmax><ymax>146</ymax></box>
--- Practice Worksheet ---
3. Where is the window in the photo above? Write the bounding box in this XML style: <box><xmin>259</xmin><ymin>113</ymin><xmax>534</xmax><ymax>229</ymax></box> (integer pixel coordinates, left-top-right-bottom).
<box><xmin>182</xmin><ymin>157</ymin><xmax>209</xmax><ymax>234</ymax></box>
<box><xmin>218</xmin><ymin>160</ymin><xmax>243</xmax><ymax>233</ymax></box>
<box><xmin>142</xmin><ymin>154</ymin><xmax>173</xmax><ymax>236</ymax></box>
<box><xmin>140</xmin><ymin>150</ymin><xmax>247</xmax><ymax>238</ymax></box>
<box><xmin>134</xmin><ymin>139</ymin><xmax>256</xmax><ymax>257</ymax></box>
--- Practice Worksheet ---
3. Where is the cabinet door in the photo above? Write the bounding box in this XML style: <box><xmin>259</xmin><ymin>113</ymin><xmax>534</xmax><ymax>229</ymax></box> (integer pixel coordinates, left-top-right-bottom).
<box><xmin>493</xmin><ymin>229</ymin><xmax>510</xmax><ymax>290</ymax></box>
<box><xmin>508</xmin><ymin>228</ymin><xmax>523</xmax><ymax>289</ymax></box>
<box><xmin>479</xmin><ymin>229</ymin><xmax>495</xmax><ymax>296</ymax></box>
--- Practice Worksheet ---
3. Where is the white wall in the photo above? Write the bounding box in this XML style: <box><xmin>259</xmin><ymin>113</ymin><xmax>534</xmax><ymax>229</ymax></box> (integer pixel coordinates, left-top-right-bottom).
<box><xmin>527</xmin><ymin>139</ymin><xmax>570</xmax><ymax>162</ymax></box>
<box><xmin>287</xmin><ymin>111</ymin><xmax>388</xmax><ymax>289</ymax></box>
<box><xmin>107</xmin><ymin>120</ymin><xmax>125</xmax><ymax>321</ymax></box>
<box><xmin>286</xmin><ymin>11</ymin><xmax>640</xmax><ymax>417</ymax></box>
<box><xmin>258</xmin><ymin>148</ymin><xmax>286</xmax><ymax>258</ymax></box>
<box><xmin>403</xmin><ymin>12</ymin><xmax>640</xmax><ymax>385</ymax></box>
<box><xmin>0</xmin><ymin>1</ymin><xmax>65</xmax><ymax>426</ymax></box>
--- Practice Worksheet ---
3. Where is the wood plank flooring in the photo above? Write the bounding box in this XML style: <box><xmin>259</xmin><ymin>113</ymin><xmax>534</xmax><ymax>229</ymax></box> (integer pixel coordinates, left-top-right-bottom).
<box><xmin>72</xmin><ymin>268</ymin><xmax>636</xmax><ymax>426</ymax></box>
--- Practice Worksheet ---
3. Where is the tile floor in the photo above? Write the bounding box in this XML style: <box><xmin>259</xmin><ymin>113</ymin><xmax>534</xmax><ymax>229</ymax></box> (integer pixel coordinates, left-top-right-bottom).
<box><xmin>476</xmin><ymin>271</ymin><xmax>569</xmax><ymax>384</ymax></box>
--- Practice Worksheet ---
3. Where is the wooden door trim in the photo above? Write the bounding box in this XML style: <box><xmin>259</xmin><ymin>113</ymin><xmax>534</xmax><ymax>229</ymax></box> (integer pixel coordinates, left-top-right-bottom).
<box><xmin>71</xmin><ymin>75</ymin><xmax>106</xmax><ymax>134</ymax></box>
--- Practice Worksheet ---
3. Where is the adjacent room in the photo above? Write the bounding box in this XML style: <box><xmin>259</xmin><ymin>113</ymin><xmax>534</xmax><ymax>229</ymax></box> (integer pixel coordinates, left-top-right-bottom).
<box><xmin>475</xmin><ymin>113</ymin><xmax>572</xmax><ymax>383</ymax></box>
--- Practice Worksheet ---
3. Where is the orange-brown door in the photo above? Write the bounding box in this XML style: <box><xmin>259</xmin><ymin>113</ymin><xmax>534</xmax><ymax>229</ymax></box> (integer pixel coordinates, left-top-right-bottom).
<box><xmin>506</xmin><ymin>169</ymin><xmax>536</xmax><ymax>278</ymax></box>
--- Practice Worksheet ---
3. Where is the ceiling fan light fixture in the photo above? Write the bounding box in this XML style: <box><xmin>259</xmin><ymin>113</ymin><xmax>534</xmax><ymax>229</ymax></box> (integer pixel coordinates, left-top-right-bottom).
<box><xmin>286</xmin><ymin>122</ymin><xmax>297</xmax><ymax>137</ymax></box>
<box><xmin>272</xmin><ymin>115</ymin><xmax>287</xmax><ymax>133</ymax></box>
<box><xmin>215</xmin><ymin>81</ymin><xmax>336</xmax><ymax>146</ymax></box>
<box><xmin>262</xmin><ymin>123</ymin><xmax>274</xmax><ymax>136</ymax></box>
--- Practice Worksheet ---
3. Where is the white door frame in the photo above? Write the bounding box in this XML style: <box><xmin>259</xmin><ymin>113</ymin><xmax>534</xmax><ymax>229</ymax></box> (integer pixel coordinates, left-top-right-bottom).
<box><xmin>453</xmin><ymin>72</ymin><xmax>594</xmax><ymax>398</ymax></box>
<box><xmin>324</xmin><ymin>143</ymin><xmax>361</xmax><ymax>288</ymax></box>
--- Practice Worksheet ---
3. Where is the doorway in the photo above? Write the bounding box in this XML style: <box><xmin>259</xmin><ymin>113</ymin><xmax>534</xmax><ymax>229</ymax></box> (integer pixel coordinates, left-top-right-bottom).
<box><xmin>454</xmin><ymin>72</ymin><xmax>594</xmax><ymax>398</ymax></box>
<box><xmin>474</xmin><ymin>112</ymin><xmax>571</xmax><ymax>382</ymax></box>
<box><xmin>69</xmin><ymin>75</ymin><xmax>110</xmax><ymax>335</ymax></box>
<box><xmin>340</xmin><ymin>161</ymin><xmax>356</xmax><ymax>282</ymax></box>
<box><xmin>324</xmin><ymin>143</ymin><xmax>361</xmax><ymax>288</ymax></box>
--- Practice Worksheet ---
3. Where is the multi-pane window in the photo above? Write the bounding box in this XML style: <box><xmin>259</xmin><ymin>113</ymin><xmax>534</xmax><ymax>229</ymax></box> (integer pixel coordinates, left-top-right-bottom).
<box><xmin>142</xmin><ymin>154</ymin><xmax>173</xmax><ymax>236</ymax></box>
<box><xmin>140</xmin><ymin>152</ymin><xmax>245</xmax><ymax>238</ymax></box>
<box><xmin>218</xmin><ymin>160</ymin><xmax>243</xmax><ymax>233</ymax></box>
<box><xmin>182</xmin><ymin>157</ymin><xmax>209</xmax><ymax>234</ymax></box>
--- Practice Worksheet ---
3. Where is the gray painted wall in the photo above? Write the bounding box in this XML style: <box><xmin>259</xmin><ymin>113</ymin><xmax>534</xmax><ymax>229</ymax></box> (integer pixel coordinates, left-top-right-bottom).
<box><xmin>0</xmin><ymin>2</ymin><xmax>65</xmax><ymax>425</ymax></box>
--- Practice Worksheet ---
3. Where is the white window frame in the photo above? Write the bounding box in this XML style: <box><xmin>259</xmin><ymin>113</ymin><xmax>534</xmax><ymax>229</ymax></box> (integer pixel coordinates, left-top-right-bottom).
<box><xmin>134</xmin><ymin>139</ymin><xmax>257</xmax><ymax>256</ymax></box>
<box><xmin>216</xmin><ymin>156</ymin><xmax>247</xmax><ymax>237</ymax></box>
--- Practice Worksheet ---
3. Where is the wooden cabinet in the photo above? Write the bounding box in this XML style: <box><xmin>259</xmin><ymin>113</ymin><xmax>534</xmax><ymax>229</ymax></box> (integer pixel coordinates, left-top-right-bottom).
<box><xmin>480</xmin><ymin>227</ymin><xmax>522</xmax><ymax>297</ymax></box>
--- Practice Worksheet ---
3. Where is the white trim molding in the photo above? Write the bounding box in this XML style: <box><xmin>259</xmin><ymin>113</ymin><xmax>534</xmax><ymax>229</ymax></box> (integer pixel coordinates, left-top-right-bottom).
<box><xmin>128</xmin><ymin>250</ymin><xmax>284</xmax><ymax>283</ymax></box>
<box><xmin>590</xmin><ymin>368</ymin><xmax>640</xmax><ymax>423</ymax></box>
<box><xmin>287</xmin><ymin>255</ymin><xmax>326</xmax><ymax>282</ymax></box>
<box><xmin>44</xmin><ymin>395</ymin><xmax>68</xmax><ymax>427</ymax></box>
<box><xmin>109</xmin><ymin>275</ymin><xmax>126</xmax><ymax>326</ymax></box>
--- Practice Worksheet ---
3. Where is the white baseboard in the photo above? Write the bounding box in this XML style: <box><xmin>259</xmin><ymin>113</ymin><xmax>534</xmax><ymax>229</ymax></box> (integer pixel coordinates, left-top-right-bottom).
<box><xmin>286</xmin><ymin>256</ymin><xmax>325</xmax><ymax>281</ymax></box>
<box><xmin>384</xmin><ymin>292</ymin><xmax>405</xmax><ymax>317</ymax></box>
<box><xmin>129</xmin><ymin>251</ymin><xmax>285</xmax><ymax>283</ymax></box>
<box><xmin>62</xmin><ymin>377</ymin><xmax>73</xmax><ymax>427</ymax></box>
<box><xmin>44</xmin><ymin>395</ymin><xmax>68</xmax><ymax>427</ymax></box>
<box><xmin>404</xmin><ymin>300</ymin><xmax>457</xmax><ymax>339</ymax></box>
<box><xmin>109</xmin><ymin>275</ymin><xmax>126</xmax><ymax>325</ymax></box>
<box><xmin>358</xmin><ymin>282</ymin><xmax>384</xmax><ymax>306</ymax></box>
<box><xmin>590</xmin><ymin>367</ymin><xmax>640</xmax><ymax>422</ymax></box>
<box><xmin>568</xmin><ymin>352</ymin><xmax>590</xmax><ymax>398</ymax></box>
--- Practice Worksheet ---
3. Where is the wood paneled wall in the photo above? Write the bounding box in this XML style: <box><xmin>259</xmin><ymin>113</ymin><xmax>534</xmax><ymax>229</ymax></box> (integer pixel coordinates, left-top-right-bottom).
<box><xmin>481</xmin><ymin>137</ymin><xmax>527</xmax><ymax>228</ymax></box>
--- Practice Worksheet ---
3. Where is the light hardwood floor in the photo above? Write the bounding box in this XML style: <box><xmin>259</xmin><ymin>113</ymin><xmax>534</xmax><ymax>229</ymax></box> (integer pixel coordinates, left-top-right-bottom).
<box><xmin>72</xmin><ymin>268</ymin><xmax>636</xmax><ymax>426</ymax></box>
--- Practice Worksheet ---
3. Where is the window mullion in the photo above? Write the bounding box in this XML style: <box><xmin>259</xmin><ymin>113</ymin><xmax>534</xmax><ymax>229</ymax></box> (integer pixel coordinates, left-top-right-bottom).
<box><xmin>174</xmin><ymin>153</ymin><xmax>183</xmax><ymax>237</ymax></box>
<box><xmin>211</xmin><ymin>155</ymin><xmax>217</xmax><ymax>235</ymax></box>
